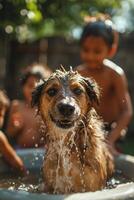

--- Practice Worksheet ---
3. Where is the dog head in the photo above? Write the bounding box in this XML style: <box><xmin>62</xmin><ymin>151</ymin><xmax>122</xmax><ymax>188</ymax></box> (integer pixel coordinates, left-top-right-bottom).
<box><xmin>32</xmin><ymin>67</ymin><xmax>100</xmax><ymax>133</ymax></box>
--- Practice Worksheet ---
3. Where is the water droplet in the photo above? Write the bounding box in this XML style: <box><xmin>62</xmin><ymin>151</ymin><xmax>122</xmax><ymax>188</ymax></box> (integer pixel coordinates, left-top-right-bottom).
<box><xmin>26</xmin><ymin>170</ymin><xmax>30</xmax><ymax>175</ymax></box>
<box><xmin>35</xmin><ymin>157</ymin><xmax>39</xmax><ymax>161</ymax></box>
<box><xmin>35</xmin><ymin>144</ymin><xmax>38</xmax><ymax>148</ymax></box>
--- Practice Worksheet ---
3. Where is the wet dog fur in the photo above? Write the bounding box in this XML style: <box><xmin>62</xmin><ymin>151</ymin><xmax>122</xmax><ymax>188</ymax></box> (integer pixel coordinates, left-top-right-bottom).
<box><xmin>32</xmin><ymin>67</ymin><xmax>114</xmax><ymax>194</ymax></box>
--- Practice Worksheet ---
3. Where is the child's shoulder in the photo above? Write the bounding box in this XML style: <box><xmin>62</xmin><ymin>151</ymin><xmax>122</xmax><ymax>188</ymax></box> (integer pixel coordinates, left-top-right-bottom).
<box><xmin>76</xmin><ymin>61</ymin><xmax>124</xmax><ymax>77</ymax></box>
<box><xmin>103</xmin><ymin>59</ymin><xmax>124</xmax><ymax>77</ymax></box>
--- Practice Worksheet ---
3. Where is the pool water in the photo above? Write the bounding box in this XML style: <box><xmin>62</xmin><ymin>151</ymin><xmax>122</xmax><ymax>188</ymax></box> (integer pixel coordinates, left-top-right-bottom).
<box><xmin>106</xmin><ymin>170</ymin><xmax>132</xmax><ymax>189</ymax></box>
<box><xmin>0</xmin><ymin>171</ymin><xmax>43</xmax><ymax>193</ymax></box>
<box><xmin>0</xmin><ymin>170</ymin><xmax>132</xmax><ymax>194</ymax></box>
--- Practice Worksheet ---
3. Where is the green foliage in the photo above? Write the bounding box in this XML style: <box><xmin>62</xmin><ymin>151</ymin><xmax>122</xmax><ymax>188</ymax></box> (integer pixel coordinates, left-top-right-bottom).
<box><xmin>0</xmin><ymin>0</ymin><xmax>122</xmax><ymax>42</ymax></box>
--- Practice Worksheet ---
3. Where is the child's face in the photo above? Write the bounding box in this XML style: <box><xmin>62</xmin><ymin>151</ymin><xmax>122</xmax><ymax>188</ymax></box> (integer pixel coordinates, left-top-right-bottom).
<box><xmin>23</xmin><ymin>75</ymin><xmax>39</xmax><ymax>103</ymax></box>
<box><xmin>80</xmin><ymin>36</ymin><xmax>112</xmax><ymax>69</ymax></box>
<box><xmin>0</xmin><ymin>104</ymin><xmax>6</xmax><ymax>128</ymax></box>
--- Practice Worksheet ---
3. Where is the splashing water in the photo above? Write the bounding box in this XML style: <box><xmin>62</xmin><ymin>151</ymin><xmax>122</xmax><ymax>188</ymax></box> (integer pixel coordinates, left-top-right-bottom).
<box><xmin>0</xmin><ymin>172</ymin><xmax>42</xmax><ymax>193</ymax></box>
<box><xmin>46</xmin><ymin>122</ymin><xmax>91</xmax><ymax>194</ymax></box>
<box><xmin>48</xmin><ymin>132</ymin><xmax>75</xmax><ymax>194</ymax></box>
<box><xmin>0</xmin><ymin>164</ymin><xmax>131</xmax><ymax>193</ymax></box>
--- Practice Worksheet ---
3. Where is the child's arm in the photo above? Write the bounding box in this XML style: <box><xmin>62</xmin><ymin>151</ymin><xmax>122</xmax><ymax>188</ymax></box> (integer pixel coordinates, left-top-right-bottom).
<box><xmin>0</xmin><ymin>131</ymin><xmax>24</xmax><ymax>170</ymax></box>
<box><xmin>107</xmin><ymin>71</ymin><xmax>133</xmax><ymax>144</ymax></box>
<box><xmin>6</xmin><ymin>100</ymin><xmax>24</xmax><ymax>137</ymax></box>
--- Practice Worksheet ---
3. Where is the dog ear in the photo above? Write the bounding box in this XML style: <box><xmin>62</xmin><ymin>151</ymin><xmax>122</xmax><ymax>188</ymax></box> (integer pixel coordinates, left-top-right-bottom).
<box><xmin>31</xmin><ymin>81</ymin><xmax>45</xmax><ymax>109</ymax></box>
<box><xmin>83</xmin><ymin>77</ymin><xmax>100</xmax><ymax>105</ymax></box>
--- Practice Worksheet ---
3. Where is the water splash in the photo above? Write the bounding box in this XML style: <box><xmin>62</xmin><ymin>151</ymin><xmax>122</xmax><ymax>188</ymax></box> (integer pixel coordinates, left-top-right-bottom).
<box><xmin>45</xmin><ymin>121</ymin><xmax>91</xmax><ymax>194</ymax></box>
<box><xmin>49</xmin><ymin>133</ymin><xmax>74</xmax><ymax>194</ymax></box>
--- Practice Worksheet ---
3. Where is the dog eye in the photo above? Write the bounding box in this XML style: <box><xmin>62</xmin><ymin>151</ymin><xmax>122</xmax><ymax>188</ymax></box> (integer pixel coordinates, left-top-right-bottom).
<box><xmin>47</xmin><ymin>88</ymin><xmax>58</xmax><ymax>96</ymax></box>
<box><xmin>73</xmin><ymin>88</ymin><xmax>83</xmax><ymax>95</ymax></box>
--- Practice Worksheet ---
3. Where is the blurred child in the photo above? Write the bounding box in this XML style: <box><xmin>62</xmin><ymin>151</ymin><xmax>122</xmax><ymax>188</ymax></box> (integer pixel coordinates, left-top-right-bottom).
<box><xmin>6</xmin><ymin>64</ymin><xmax>52</xmax><ymax>148</ymax></box>
<box><xmin>76</xmin><ymin>15</ymin><xmax>133</xmax><ymax>154</ymax></box>
<box><xmin>0</xmin><ymin>90</ymin><xmax>24</xmax><ymax>170</ymax></box>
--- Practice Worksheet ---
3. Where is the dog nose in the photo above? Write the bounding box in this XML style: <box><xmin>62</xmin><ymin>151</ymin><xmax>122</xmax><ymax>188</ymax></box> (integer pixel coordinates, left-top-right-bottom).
<box><xmin>57</xmin><ymin>103</ymin><xmax>75</xmax><ymax>117</ymax></box>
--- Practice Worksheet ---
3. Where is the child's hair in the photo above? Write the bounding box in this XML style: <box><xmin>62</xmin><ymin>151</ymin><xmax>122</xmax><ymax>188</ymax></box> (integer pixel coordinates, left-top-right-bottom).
<box><xmin>0</xmin><ymin>90</ymin><xmax>10</xmax><ymax>108</ymax></box>
<box><xmin>20</xmin><ymin>64</ymin><xmax>52</xmax><ymax>86</ymax></box>
<box><xmin>80</xmin><ymin>14</ymin><xmax>116</xmax><ymax>47</ymax></box>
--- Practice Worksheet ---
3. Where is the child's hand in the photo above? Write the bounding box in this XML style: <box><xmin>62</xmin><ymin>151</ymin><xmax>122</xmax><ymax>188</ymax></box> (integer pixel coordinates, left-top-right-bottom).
<box><xmin>0</xmin><ymin>132</ymin><xmax>26</xmax><ymax>173</ymax></box>
<box><xmin>11</xmin><ymin>155</ymin><xmax>25</xmax><ymax>172</ymax></box>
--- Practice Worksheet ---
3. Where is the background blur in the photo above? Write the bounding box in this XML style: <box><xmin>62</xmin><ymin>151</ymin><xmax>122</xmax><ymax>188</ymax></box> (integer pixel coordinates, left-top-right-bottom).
<box><xmin>0</xmin><ymin>0</ymin><xmax>134</xmax><ymax>154</ymax></box>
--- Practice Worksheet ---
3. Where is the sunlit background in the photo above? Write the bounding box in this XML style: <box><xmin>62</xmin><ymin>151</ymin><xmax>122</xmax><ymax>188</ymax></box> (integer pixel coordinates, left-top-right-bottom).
<box><xmin>1</xmin><ymin>0</ymin><xmax>134</xmax><ymax>41</ymax></box>
<box><xmin>0</xmin><ymin>0</ymin><xmax>134</xmax><ymax>154</ymax></box>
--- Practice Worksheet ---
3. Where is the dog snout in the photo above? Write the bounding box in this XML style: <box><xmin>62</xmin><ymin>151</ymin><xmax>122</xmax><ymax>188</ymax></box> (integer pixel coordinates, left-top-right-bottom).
<box><xmin>57</xmin><ymin>103</ymin><xmax>75</xmax><ymax>117</ymax></box>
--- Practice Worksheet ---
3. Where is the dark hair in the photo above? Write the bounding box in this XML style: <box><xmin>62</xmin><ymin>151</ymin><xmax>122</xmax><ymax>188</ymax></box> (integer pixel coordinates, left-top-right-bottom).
<box><xmin>80</xmin><ymin>20</ymin><xmax>115</xmax><ymax>47</ymax></box>
<box><xmin>20</xmin><ymin>65</ymin><xmax>51</xmax><ymax>86</ymax></box>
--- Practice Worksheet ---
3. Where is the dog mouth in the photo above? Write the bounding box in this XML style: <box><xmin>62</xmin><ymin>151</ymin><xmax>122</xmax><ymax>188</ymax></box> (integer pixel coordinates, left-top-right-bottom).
<box><xmin>50</xmin><ymin>113</ymin><xmax>75</xmax><ymax>129</ymax></box>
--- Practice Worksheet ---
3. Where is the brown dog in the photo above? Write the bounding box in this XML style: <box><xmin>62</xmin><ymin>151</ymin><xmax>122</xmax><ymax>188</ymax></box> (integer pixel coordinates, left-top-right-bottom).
<box><xmin>32</xmin><ymin>67</ymin><xmax>114</xmax><ymax>194</ymax></box>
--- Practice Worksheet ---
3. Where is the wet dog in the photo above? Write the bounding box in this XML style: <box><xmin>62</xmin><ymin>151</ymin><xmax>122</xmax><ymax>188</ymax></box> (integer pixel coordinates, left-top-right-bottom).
<box><xmin>32</xmin><ymin>67</ymin><xmax>114</xmax><ymax>194</ymax></box>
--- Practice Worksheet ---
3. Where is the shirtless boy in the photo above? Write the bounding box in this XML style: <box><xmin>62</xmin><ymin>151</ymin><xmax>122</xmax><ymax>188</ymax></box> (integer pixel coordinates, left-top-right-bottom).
<box><xmin>7</xmin><ymin>65</ymin><xmax>51</xmax><ymax>148</ymax></box>
<box><xmin>76</xmin><ymin>16</ymin><xmax>133</xmax><ymax>153</ymax></box>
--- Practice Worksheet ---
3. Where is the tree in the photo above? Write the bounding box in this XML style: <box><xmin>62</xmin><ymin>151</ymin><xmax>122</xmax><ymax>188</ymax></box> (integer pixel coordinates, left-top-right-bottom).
<box><xmin>0</xmin><ymin>0</ymin><xmax>121</xmax><ymax>42</ymax></box>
